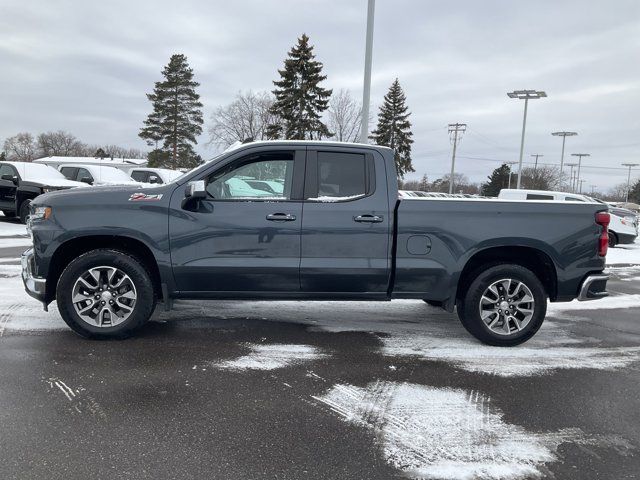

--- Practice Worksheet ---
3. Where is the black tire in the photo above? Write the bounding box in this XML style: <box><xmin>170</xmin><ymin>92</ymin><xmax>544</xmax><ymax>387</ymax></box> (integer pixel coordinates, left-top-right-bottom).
<box><xmin>1</xmin><ymin>210</ymin><xmax>16</xmax><ymax>218</ymax></box>
<box><xmin>18</xmin><ymin>200</ymin><xmax>31</xmax><ymax>224</ymax></box>
<box><xmin>56</xmin><ymin>249</ymin><xmax>156</xmax><ymax>339</ymax></box>
<box><xmin>456</xmin><ymin>264</ymin><xmax>547</xmax><ymax>346</ymax></box>
<box><xmin>608</xmin><ymin>232</ymin><xmax>618</xmax><ymax>248</ymax></box>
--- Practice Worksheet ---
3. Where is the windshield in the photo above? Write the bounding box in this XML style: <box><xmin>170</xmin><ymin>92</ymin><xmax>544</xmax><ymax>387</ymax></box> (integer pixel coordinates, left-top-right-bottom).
<box><xmin>14</xmin><ymin>163</ymin><xmax>67</xmax><ymax>181</ymax></box>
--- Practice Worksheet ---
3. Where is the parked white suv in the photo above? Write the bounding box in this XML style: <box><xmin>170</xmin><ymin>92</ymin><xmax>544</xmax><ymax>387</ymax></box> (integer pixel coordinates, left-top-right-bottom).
<box><xmin>129</xmin><ymin>168</ymin><xmax>183</xmax><ymax>185</ymax></box>
<box><xmin>58</xmin><ymin>164</ymin><xmax>140</xmax><ymax>186</ymax></box>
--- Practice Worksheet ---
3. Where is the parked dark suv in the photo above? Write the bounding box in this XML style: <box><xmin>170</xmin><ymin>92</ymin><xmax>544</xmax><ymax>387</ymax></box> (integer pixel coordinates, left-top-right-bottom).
<box><xmin>0</xmin><ymin>161</ymin><xmax>86</xmax><ymax>223</ymax></box>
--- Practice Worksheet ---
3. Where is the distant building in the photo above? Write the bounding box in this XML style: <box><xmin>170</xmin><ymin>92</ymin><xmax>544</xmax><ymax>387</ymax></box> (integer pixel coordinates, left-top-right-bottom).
<box><xmin>33</xmin><ymin>156</ymin><xmax>147</xmax><ymax>173</ymax></box>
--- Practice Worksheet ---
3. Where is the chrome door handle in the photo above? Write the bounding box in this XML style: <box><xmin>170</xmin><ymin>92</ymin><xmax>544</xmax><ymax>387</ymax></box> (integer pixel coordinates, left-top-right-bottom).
<box><xmin>354</xmin><ymin>214</ymin><xmax>383</xmax><ymax>223</ymax></box>
<box><xmin>266</xmin><ymin>213</ymin><xmax>297</xmax><ymax>221</ymax></box>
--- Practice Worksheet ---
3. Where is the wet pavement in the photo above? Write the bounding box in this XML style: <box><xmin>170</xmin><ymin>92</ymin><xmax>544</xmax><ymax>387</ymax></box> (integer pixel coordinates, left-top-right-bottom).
<box><xmin>1</xmin><ymin>234</ymin><xmax>639</xmax><ymax>479</ymax></box>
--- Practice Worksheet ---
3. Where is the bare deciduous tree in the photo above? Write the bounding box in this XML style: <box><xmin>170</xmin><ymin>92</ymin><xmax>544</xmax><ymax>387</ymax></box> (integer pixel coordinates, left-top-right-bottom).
<box><xmin>327</xmin><ymin>89</ymin><xmax>362</xmax><ymax>142</ymax></box>
<box><xmin>208</xmin><ymin>91</ymin><xmax>280</xmax><ymax>148</ymax></box>
<box><xmin>3</xmin><ymin>133</ymin><xmax>37</xmax><ymax>162</ymax></box>
<box><xmin>520</xmin><ymin>166</ymin><xmax>562</xmax><ymax>191</ymax></box>
<box><xmin>37</xmin><ymin>130</ymin><xmax>85</xmax><ymax>157</ymax></box>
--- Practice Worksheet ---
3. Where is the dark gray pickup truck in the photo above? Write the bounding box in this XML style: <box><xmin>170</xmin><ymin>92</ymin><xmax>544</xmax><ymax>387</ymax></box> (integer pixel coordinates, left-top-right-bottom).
<box><xmin>22</xmin><ymin>141</ymin><xmax>611</xmax><ymax>345</ymax></box>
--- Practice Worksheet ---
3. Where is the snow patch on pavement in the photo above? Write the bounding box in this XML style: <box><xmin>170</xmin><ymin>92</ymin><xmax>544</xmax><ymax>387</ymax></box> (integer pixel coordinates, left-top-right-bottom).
<box><xmin>161</xmin><ymin>298</ymin><xmax>640</xmax><ymax>377</ymax></box>
<box><xmin>211</xmin><ymin>343</ymin><xmax>326</xmax><ymax>371</ymax></box>
<box><xmin>0</xmin><ymin>265</ymin><xmax>66</xmax><ymax>333</ymax></box>
<box><xmin>0</xmin><ymin>219</ymin><xmax>28</xmax><ymax>237</ymax></box>
<box><xmin>0</xmin><ymin>237</ymin><xmax>31</xmax><ymax>248</ymax></box>
<box><xmin>315</xmin><ymin>381</ymin><xmax>632</xmax><ymax>480</ymax></box>
<box><xmin>606</xmin><ymin>238</ymin><xmax>640</xmax><ymax>265</ymax></box>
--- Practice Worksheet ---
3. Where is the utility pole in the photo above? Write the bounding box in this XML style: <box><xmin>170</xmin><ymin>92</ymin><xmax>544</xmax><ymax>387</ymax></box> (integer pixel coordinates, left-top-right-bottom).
<box><xmin>571</xmin><ymin>153</ymin><xmax>590</xmax><ymax>194</ymax></box>
<box><xmin>447</xmin><ymin>123</ymin><xmax>467</xmax><ymax>194</ymax></box>
<box><xmin>565</xmin><ymin>162</ymin><xmax>578</xmax><ymax>193</ymax></box>
<box><xmin>578</xmin><ymin>179</ymin><xmax>586</xmax><ymax>194</ymax></box>
<box><xmin>531</xmin><ymin>153</ymin><xmax>543</xmax><ymax>172</ymax></box>
<box><xmin>507</xmin><ymin>90</ymin><xmax>547</xmax><ymax>188</ymax></box>
<box><xmin>551</xmin><ymin>131</ymin><xmax>577</xmax><ymax>189</ymax></box>
<box><xmin>359</xmin><ymin>0</ymin><xmax>375</xmax><ymax>143</ymax></box>
<box><xmin>506</xmin><ymin>161</ymin><xmax>517</xmax><ymax>189</ymax></box>
<box><xmin>622</xmin><ymin>163</ymin><xmax>639</xmax><ymax>203</ymax></box>
<box><xmin>590</xmin><ymin>184</ymin><xmax>597</xmax><ymax>195</ymax></box>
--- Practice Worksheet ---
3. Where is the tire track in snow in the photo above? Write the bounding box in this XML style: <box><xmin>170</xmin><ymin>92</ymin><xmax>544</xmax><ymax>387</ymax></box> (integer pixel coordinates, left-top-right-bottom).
<box><xmin>46</xmin><ymin>377</ymin><xmax>107</xmax><ymax>420</ymax></box>
<box><xmin>314</xmin><ymin>381</ymin><xmax>633</xmax><ymax>480</ymax></box>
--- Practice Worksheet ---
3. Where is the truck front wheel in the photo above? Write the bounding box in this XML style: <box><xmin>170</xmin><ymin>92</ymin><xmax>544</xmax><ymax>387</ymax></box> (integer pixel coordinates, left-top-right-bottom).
<box><xmin>456</xmin><ymin>264</ymin><xmax>547</xmax><ymax>346</ymax></box>
<box><xmin>56</xmin><ymin>249</ymin><xmax>156</xmax><ymax>339</ymax></box>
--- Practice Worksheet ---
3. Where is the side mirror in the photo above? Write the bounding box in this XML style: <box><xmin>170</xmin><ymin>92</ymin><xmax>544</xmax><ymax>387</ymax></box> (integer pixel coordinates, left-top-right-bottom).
<box><xmin>1</xmin><ymin>174</ymin><xmax>17</xmax><ymax>184</ymax></box>
<box><xmin>149</xmin><ymin>175</ymin><xmax>160</xmax><ymax>184</ymax></box>
<box><xmin>185</xmin><ymin>180</ymin><xmax>207</xmax><ymax>199</ymax></box>
<box><xmin>80</xmin><ymin>177</ymin><xmax>93</xmax><ymax>184</ymax></box>
<box><xmin>182</xmin><ymin>180</ymin><xmax>207</xmax><ymax>209</ymax></box>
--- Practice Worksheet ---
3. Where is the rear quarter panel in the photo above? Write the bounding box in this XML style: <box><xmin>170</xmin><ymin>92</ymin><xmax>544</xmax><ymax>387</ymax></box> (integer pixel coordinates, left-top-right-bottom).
<box><xmin>394</xmin><ymin>198</ymin><xmax>607</xmax><ymax>302</ymax></box>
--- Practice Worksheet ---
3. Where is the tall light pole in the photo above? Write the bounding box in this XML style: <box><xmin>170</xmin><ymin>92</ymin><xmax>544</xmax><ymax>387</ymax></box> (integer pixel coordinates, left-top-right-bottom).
<box><xmin>360</xmin><ymin>0</ymin><xmax>375</xmax><ymax>144</ymax></box>
<box><xmin>571</xmin><ymin>153</ymin><xmax>590</xmax><ymax>194</ymax></box>
<box><xmin>447</xmin><ymin>123</ymin><xmax>467</xmax><ymax>194</ymax></box>
<box><xmin>507</xmin><ymin>90</ymin><xmax>547</xmax><ymax>189</ymax></box>
<box><xmin>622</xmin><ymin>163</ymin><xmax>639</xmax><ymax>203</ymax></box>
<box><xmin>565</xmin><ymin>162</ymin><xmax>578</xmax><ymax>192</ymax></box>
<box><xmin>531</xmin><ymin>153</ymin><xmax>543</xmax><ymax>172</ymax></box>
<box><xmin>551</xmin><ymin>131</ymin><xmax>577</xmax><ymax>189</ymax></box>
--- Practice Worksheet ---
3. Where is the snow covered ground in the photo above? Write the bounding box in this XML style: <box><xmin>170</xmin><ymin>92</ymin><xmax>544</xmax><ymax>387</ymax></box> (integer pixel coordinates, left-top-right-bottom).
<box><xmin>315</xmin><ymin>382</ymin><xmax>631</xmax><ymax>480</ymax></box>
<box><xmin>607</xmin><ymin>237</ymin><xmax>640</xmax><ymax>265</ymax></box>
<box><xmin>0</xmin><ymin>217</ymin><xmax>28</xmax><ymax>238</ymax></box>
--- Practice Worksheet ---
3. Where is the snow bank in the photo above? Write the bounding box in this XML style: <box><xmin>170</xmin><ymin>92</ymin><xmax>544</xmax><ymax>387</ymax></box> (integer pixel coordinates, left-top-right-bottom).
<box><xmin>315</xmin><ymin>382</ymin><xmax>630</xmax><ymax>480</ymax></box>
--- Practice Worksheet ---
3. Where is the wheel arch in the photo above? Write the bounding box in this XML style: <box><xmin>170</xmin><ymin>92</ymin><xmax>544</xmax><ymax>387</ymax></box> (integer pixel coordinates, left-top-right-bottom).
<box><xmin>45</xmin><ymin>235</ymin><xmax>162</xmax><ymax>303</ymax></box>
<box><xmin>455</xmin><ymin>245</ymin><xmax>558</xmax><ymax>304</ymax></box>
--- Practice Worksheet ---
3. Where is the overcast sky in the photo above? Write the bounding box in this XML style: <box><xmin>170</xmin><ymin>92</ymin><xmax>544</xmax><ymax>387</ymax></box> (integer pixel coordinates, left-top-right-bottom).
<box><xmin>1</xmin><ymin>0</ymin><xmax>639</xmax><ymax>190</ymax></box>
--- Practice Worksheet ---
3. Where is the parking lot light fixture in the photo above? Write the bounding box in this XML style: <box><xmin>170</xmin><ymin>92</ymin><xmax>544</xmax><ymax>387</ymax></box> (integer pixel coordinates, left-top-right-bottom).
<box><xmin>571</xmin><ymin>153</ymin><xmax>590</xmax><ymax>194</ymax></box>
<box><xmin>551</xmin><ymin>131</ymin><xmax>577</xmax><ymax>188</ymax></box>
<box><xmin>508</xmin><ymin>90</ymin><xmax>547</xmax><ymax>189</ymax></box>
<box><xmin>622</xmin><ymin>163</ymin><xmax>640</xmax><ymax>203</ymax></box>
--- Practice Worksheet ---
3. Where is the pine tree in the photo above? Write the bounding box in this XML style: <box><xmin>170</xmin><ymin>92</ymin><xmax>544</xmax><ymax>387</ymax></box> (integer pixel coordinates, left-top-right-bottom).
<box><xmin>94</xmin><ymin>147</ymin><xmax>107</xmax><ymax>159</ymax></box>
<box><xmin>419</xmin><ymin>173</ymin><xmax>429</xmax><ymax>191</ymax></box>
<box><xmin>139</xmin><ymin>54</ymin><xmax>203</xmax><ymax>169</ymax></box>
<box><xmin>267</xmin><ymin>34</ymin><xmax>333</xmax><ymax>140</ymax></box>
<box><xmin>369</xmin><ymin>79</ymin><xmax>414</xmax><ymax>177</ymax></box>
<box><xmin>629</xmin><ymin>179</ymin><xmax>640</xmax><ymax>204</ymax></box>
<box><xmin>0</xmin><ymin>151</ymin><xmax>5</xmax><ymax>162</ymax></box>
<box><xmin>481</xmin><ymin>163</ymin><xmax>512</xmax><ymax>197</ymax></box>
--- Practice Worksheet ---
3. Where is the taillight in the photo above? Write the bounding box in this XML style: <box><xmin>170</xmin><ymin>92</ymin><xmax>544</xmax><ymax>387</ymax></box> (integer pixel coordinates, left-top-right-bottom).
<box><xmin>595</xmin><ymin>211</ymin><xmax>610</xmax><ymax>257</ymax></box>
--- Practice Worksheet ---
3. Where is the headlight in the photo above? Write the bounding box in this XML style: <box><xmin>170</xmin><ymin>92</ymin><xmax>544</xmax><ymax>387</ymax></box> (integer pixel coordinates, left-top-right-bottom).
<box><xmin>31</xmin><ymin>206</ymin><xmax>52</xmax><ymax>221</ymax></box>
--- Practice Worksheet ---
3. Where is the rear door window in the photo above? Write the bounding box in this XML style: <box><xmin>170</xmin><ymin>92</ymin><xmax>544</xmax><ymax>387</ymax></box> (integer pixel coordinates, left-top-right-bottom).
<box><xmin>316</xmin><ymin>152</ymin><xmax>368</xmax><ymax>199</ymax></box>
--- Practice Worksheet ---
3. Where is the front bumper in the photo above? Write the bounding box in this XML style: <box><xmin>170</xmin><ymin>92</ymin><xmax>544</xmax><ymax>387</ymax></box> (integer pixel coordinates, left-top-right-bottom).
<box><xmin>577</xmin><ymin>273</ymin><xmax>609</xmax><ymax>301</ymax></box>
<box><xmin>21</xmin><ymin>248</ymin><xmax>47</xmax><ymax>307</ymax></box>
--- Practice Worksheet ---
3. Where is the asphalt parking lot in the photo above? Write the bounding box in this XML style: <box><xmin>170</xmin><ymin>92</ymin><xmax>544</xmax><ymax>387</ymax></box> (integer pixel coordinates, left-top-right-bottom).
<box><xmin>1</xmin><ymin>217</ymin><xmax>640</xmax><ymax>479</ymax></box>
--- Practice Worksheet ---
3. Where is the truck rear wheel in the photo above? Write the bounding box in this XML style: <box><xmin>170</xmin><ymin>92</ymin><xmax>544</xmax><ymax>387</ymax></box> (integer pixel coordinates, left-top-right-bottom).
<box><xmin>456</xmin><ymin>264</ymin><xmax>546</xmax><ymax>346</ymax></box>
<box><xmin>56</xmin><ymin>249</ymin><xmax>156</xmax><ymax>339</ymax></box>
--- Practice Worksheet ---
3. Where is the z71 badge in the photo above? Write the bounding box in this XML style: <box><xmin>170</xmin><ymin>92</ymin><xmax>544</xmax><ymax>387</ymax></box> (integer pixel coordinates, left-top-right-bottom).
<box><xmin>129</xmin><ymin>192</ymin><xmax>163</xmax><ymax>202</ymax></box>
